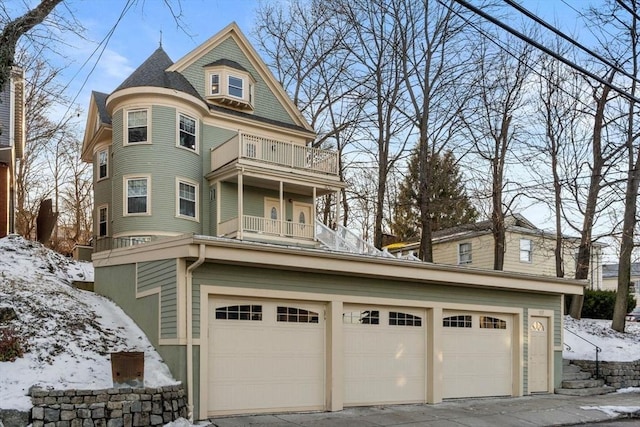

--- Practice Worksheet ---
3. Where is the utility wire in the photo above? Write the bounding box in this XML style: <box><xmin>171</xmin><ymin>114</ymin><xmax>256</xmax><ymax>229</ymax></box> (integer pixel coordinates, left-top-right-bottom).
<box><xmin>452</xmin><ymin>0</ymin><xmax>640</xmax><ymax>104</ymax></box>
<box><xmin>504</xmin><ymin>0</ymin><xmax>640</xmax><ymax>87</ymax></box>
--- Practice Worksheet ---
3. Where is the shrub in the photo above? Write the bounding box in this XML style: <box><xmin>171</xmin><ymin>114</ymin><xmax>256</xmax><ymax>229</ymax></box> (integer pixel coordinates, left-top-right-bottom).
<box><xmin>581</xmin><ymin>289</ymin><xmax>637</xmax><ymax>319</ymax></box>
<box><xmin>0</xmin><ymin>327</ymin><xmax>25</xmax><ymax>362</ymax></box>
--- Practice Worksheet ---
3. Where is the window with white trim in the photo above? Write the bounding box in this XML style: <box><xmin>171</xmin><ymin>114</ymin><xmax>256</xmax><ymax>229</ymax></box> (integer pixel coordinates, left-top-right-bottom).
<box><xmin>389</xmin><ymin>311</ymin><xmax>422</xmax><ymax>327</ymax></box>
<box><xmin>215</xmin><ymin>305</ymin><xmax>262</xmax><ymax>321</ymax></box>
<box><xmin>520</xmin><ymin>238</ymin><xmax>533</xmax><ymax>263</ymax></box>
<box><xmin>98</xmin><ymin>149</ymin><xmax>108</xmax><ymax>180</ymax></box>
<box><xmin>480</xmin><ymin>316</ymin><xmax>507</xmax><ymax>329</ymax></box>
<box><xmin>98</xmin><ymin>205</ymin><xmax>108</xmax><ymax>237</ymax></box>
<box><xmin>178</xmin><ymin>114</ymin><xmax>197</xmax><ymax>151</ymax></box>
<box><xmin>277</xmin><ymin>307</ymin><xmax>319</xmax><ymax>323</ymax></box>
<box><xmin>125</xmin><ymin>176</ymin><xmax>149</xmax><ymax>215</ymax></box>
<box><xmin>228</xmin><ymin>75</ymin><xmax>243</xmax><ymax>98</ymax></box>
<box><xmin>458</xmin><ymin>242</ymin><xmax>472</xmax><ymax>265</ymax></box>
<box><xmin>177</xmin><ymin>179</ymin><xmax>198</xmax><ymax>220</ymax></box>
<box><xmin>343</xmin><ymin>310</ymin><xmax>379</xmax><ymax>325</ymax></box>
<box><xmin>210</xmin><ymin>74</ymin><xmax>220</xmax><ymax>95</ymax></box>
<box><xmin>443</xmin><ymin>315</ymin><xmax>472</xmax><ymax>328</ymax></box>
<box><xmin>126</xmin><ymin>109</ymin><xmax>148</xmax><ymax>144</ymax></box>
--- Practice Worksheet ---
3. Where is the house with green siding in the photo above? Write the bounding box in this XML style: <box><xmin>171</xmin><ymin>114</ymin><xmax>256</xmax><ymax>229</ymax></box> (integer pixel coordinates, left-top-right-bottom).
<box><xmin>81</xmin><ymin>22</ymin><xmax>585</xmax><ymax>421</ymax></box>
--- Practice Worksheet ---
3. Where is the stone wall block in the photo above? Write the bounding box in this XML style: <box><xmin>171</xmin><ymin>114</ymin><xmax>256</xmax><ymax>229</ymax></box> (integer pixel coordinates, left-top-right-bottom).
<box><xmin>44</xmin><ymin>407</ymin><xmax>60</xmax><ymax>422</ymax></box>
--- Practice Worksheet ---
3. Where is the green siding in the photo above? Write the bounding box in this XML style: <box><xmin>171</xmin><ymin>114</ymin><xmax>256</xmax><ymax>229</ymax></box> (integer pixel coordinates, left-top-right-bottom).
<box><xmin>138</xmin><ymin>259</ymin><xmax>179</xmax><ymax>339</ymax></box>
<box><xmin>181</xmin><ymin>37</ymin><xmax>295</xmax><ymax>126</ymax></box>
<box><xmin>110</xmin><ymin>105</ymin><xmax>204</xmax><ymax>236</ymax></box>
<box><xmin>202</xmin><ymin>124</ymin><xmax>236</xmax><ymax>152</ymax></box>
<box><xmin>219</xmin><ymin>184</ymin><xmax>314</xmax><ymax>221</ymax></box>
<box><xmin>220</xmin><ymin>182</ymin><xmax>237</xmax><ymax>222</ymax></box>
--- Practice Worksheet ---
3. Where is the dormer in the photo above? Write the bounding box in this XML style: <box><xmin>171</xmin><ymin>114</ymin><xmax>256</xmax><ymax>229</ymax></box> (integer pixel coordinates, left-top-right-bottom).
<box><xmin>204</xmin><ymin>59</ymin><xmax>255</xmax><ymax>112</ymax></box>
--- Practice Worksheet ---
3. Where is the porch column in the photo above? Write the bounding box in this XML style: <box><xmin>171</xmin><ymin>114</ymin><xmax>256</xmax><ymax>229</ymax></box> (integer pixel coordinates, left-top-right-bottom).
<box><xmin>335</xmin><ymin>189</ymin><xmax>340</xmax><ymax>228</ymax></box>
<box><xmin>279</xmin><ymin>181</ymin><xmax>284</xmax><ymax>236</ymax></box>
<box><xmin>238</xmin><ymin>172</ymin><xmax>243</xmax><ymax>240</ymax></box>
<box><xmin>313</xmin><ymin>187</ymin><xmax>317</xmax><ymax>241</ymax></box>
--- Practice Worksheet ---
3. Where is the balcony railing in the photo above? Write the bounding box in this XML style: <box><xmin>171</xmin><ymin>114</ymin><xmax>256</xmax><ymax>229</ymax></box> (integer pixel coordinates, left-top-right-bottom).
<box><xmin>211</xmin><ymin>133</ymin><xmax>338</xmax><ymax>175</ymax></box>
<box><xmin>93</xmin><ymin>235</ymin><xmax>156</xmax><ymax>252</ymax></box>
<box><xmin>218</xmin><ymin>215</ymin><xmax>314</xmax><ymax>240</ymax></box>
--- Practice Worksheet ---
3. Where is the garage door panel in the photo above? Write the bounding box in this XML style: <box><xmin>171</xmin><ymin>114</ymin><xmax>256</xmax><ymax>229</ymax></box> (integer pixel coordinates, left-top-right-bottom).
<box><xmin>344</xmin><ymin>306</ymin><xmax>426</xmax><ymax>406</ymax></box>
<box><xmin>442</xmin><ymin>312</ymin><xmax>513</xmax><ymax>399</ymax></box>
<box><xmin>208</xmin><ymin>298</ymin><xmax>325</xmax><ymax>415</ymax></box>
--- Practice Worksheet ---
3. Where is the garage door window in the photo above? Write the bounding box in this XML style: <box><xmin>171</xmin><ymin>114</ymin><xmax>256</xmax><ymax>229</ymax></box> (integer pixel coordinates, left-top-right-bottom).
<box><xmin>389</xmin><ymin>311</ymin><xmax>422</xmax><ymax>326</ymax></box>
<box><xmin>480</xmin><ymin>316</ymin><xmax>507</xmax><ymax>329</ymax></box>
<box><xmin>343</xmin><ymin>310</ymin><xmax>380</xmax><ymax>324</ymax></box>
<box><xmin>277</xmin><ymin>306</ymin><xmax>319</xmax><ymax>323</ymax></box>
<box><xmin>215</xmin><ymin>304</ymin><xmax>262</xmax><ymax>321</ymax></box>
<box><xmin>443</xmin><ymin>315</ymin><xmax>472</xmax><ymax>328</ymax></box>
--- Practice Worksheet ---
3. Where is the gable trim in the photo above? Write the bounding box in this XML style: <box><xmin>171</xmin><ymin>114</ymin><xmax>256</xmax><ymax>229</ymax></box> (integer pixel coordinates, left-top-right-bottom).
<box><xmin>166</xmin><ymin>22</ymin><xmax>313</xmax><ymax>133</ymax></box>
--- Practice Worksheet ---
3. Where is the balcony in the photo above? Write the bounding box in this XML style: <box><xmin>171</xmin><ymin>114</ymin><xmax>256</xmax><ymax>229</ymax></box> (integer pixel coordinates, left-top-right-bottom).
<box><xmin>218</xmin><ymin>215</ymin><xmax>314</xmax><ymax>241</ymax></box>
<box><xmin>211</xmin><ymin>133</ymin><xmax>338</xmax><ymax>176</ymax></box>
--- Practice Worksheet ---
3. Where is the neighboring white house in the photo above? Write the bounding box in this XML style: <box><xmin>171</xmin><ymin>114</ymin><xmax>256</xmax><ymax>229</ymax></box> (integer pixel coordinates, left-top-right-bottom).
<box><xmin>386</xmin><ymin>214</ymin><xmax>605</xmax><ymax>290</ymax></box>
<box><xmin>602</xmin><ymin>263</ymin><xmax>640</xmax><ymax>307</ymax></box>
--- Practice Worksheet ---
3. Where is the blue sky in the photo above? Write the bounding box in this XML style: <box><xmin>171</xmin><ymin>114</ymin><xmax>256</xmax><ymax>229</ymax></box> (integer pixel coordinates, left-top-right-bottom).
<box><xmin>5</xmin><ymin>0</ymin><xmax>592</xmax><ymax>122</ymax></box>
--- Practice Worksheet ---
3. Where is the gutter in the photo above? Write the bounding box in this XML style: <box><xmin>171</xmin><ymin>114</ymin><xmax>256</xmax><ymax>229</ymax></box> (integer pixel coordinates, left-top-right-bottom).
<box><xmin>185</xmin><ymin>244</ymin><xmax>205</xmax><ymax>422</ymax></box>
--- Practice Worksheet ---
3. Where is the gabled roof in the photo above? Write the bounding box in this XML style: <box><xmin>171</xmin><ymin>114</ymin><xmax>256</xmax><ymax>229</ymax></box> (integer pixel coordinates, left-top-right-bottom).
<box><xmin>92</xmin><ymin>91</ymin><xmax>111</xmax><ymax>125</ymax></box>
<box><xmin>166</xmin><ymin>22</ymin><xmax>313</xmax><ymax>133</ymax></box>
<box><xmin>113</xmin><ymin>47</ymin><xmax>201</xmax><ymax>99</ymax></box>
<box><xmin>203</xmin><ymin>58</ymin><xmax>249</xmax><ymax>73</ymax></box>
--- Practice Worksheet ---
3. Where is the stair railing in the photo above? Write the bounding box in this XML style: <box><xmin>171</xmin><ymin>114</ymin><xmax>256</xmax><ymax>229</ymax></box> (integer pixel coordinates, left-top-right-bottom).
<box><xmin>563</xmin><ymin>326</ymin><xmax>602</xmax><ymax>379</ymax></box>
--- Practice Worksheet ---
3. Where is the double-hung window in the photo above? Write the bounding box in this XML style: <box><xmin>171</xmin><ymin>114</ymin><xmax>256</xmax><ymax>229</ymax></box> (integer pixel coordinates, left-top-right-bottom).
<box><xmin>98</xmin><ymin>149</ymin><xmax>108</xmax><ymax>179</ymax></box>
<box><xmin>178</xmin><ymin>114</ymin><xmax>197</xmax><ymax>151</ymax></box>
<box><xmin>127</xmin><ymin>109</ymin><xmax>148</xmax><ymax>143</ymax></box>
<box><xmin>228</xmin><ymin>76</ymin><xmax>243</xmax><ymax>98</ymax></box>
<box><xmin>458</xmin><ymin>242</ymin><xmax>472</xmax><ymax>265</ymax></box>
<box><xmin>520</xmin><ymin>238</ymin><xmax>533</xmax><ymax>263</ymax></box>
<box><xmin>98</xmin><ymin>206</ymin><xmax>108</xmax><ymax>237</ymax></box>
<box><xmin>177</xmin><ymin>179</ymin><xmax>198</xmax><ymax>220</ymax></box>
<box><xmin>210</xmin><ymin>74</ymin><xmax>220</xmax><ymax>95</ymax></box>
<box><xmin>126</xmin><ymin>176</ymin><xmax>149</xmax><ymax>215</ymax></box>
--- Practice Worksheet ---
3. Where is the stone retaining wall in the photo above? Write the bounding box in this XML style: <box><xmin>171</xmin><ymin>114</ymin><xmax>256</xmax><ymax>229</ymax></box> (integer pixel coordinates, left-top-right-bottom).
<box><xmin>571</xmin><ymin>359</ymin><xmax>640</xmax><ymax>389</ymax></box>
<box><xmin>29</xmin><ymin>384</ymin><xmax>187</xmax><ymax>427</ymax></box>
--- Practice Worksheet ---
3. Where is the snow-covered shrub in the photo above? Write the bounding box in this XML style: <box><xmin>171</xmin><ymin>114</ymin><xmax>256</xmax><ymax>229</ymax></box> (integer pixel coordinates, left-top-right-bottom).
<box><xmin>0</xmin><ymin>327</ymin><xmax>25</xmax><ymax>362</ymax></box>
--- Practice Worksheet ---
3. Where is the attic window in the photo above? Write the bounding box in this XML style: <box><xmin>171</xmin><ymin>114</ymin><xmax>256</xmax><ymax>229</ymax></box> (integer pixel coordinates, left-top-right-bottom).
<box><xmin>205</xmin><ymin>65</ymin><xmax>255</xmax><ymax>111</ymax></box>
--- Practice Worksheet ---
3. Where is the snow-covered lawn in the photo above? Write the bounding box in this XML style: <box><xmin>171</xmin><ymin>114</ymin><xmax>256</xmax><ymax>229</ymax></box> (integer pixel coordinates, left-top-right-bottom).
<box><xmin>0</xmin><ymin>236</ymin><xmax>638</xmax><ymax>415</ymax></box>
<box><xmin>0</xmin><ymin>236</ymin><xmax>176</xmax><ymax>411</ymax></box>
<box><xmin>564</xmin><ymin>315</ymin><xmax>640</xmax><ymax>361</ymax></box>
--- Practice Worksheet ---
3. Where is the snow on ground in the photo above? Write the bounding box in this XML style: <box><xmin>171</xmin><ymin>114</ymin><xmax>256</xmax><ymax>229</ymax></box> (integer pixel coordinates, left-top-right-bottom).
<box><xmin>0</xmin><ymin>236</ymin><xmax>176</xmax><ymax>411</ymax></box>
<box><xmin>564</xmin><ymin>315</ymin><xmax>640</xmax><ymax>362</ymax></box>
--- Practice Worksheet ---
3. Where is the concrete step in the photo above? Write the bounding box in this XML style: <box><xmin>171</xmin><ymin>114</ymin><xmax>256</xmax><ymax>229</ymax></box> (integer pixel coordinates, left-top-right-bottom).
<box><xmin>561</xmin><ymin>379</ymin><xmax>605</xmax><ymax>389</ymax></box>
<box><xmin>555</xmin><ymin>385</ymin><xmax>616</xmax><ymax>397</ymax></box>
<box><xmin>562</xmin><ymin>371</ymin><xmax>592</xmax><ymax>381</ymax></box>
<box><xmin>562</xmin><ymin>364</ymin><xmax>582</xmax><ymax>374</ymax></box>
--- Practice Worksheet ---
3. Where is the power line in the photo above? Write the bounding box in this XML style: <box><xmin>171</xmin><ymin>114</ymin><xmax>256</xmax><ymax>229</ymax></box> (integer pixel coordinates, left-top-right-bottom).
<box><xmin>504</xmin><ymin>0</ymin><xmax>640</xmax><ymax>87</ymax></box>
<box><xmin>452</xmin><ymin>0</ymin><xmax>640</xmax><ymax>104</ymax></box>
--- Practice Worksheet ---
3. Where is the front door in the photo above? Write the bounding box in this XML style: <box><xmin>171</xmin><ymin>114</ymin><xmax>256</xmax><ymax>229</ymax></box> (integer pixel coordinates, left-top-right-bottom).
<box><xmin>529</xmin><ymin>316</ymin><xmax>549</xmax><ymax>393</ymax></box>
<box><xmin>292</xmin><ymin>202</ymin><xmax>313</xmax><ymax>239</ymax></box>
<box><xmin>264</xmin><ymin>198</ymin><xmax>280</xmax><ymax>235</ymax></box>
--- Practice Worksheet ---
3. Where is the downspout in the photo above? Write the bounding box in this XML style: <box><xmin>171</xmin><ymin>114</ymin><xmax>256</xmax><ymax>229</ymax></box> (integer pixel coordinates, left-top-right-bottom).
<box><xmin>186</xmin><ymin>243</ymin><xmax>205</xmax><ymax>421</ymax></box>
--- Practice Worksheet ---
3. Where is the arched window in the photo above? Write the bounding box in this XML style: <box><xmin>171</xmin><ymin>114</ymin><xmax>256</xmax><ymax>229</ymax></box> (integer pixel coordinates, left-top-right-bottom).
<box><xmin>531</xmin><ymin>321</ymin><xmax>545</xmax><ymax>332</ymax></box>
<box><xmin>270</xmin><ymin>207</ymin><xmax>278</xmax><ymax>220</ymax></box>
<box><xmin>299</xmin><ymin>211</ymin><xmax>305</xmax><ymax>224</ymax></box>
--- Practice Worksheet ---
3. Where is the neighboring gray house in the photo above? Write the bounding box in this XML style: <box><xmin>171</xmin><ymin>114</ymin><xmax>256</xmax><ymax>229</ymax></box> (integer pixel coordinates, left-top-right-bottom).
<box><xmin>602</xmin><ymin>263</ymin><xmax>640</xmax><ymax>307</ymax></box>
<box><xmin>0</xmin><ymin>67</ymin><xmax>24</xmax><ymax>238</ymax></box>
<box><xmin>81</xmin><ymin>23</ymin><xmax>584</xmax><ymax>421</ymax></box>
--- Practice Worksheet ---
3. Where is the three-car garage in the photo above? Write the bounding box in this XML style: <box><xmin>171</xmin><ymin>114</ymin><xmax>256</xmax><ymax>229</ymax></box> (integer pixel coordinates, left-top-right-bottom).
<box><xmin>205</xmin><ymin>296</ymin><xmax>521</xmax><ymax>416</ymax></box>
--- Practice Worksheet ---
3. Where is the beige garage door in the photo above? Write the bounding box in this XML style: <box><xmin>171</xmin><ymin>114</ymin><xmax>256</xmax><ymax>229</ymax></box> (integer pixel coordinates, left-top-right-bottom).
<box><xmin>343</xmin><ymin>305</ymin><xmax>426</xmax><ymax>406</ymax></box>
<box><xmin>208</xmin><ymin>297</ymin><xmax>325</xmax><ymax>416</ymax></box>
<box><xmin>442</xmin><ymin>311</ymin><xmax>512</xmax><ymax>399</ymax></box>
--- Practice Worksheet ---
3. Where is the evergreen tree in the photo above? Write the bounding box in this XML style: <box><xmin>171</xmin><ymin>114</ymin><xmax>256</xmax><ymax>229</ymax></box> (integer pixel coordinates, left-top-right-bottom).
<box><xmin>391</xmin><ymin>148</ymin><xmax>478</xmax><ymax>242</ymax></box>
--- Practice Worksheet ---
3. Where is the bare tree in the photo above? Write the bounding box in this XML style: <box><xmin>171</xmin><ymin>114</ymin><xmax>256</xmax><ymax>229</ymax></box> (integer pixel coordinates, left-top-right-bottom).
<box><xmin>392</xmin><ymin>0</ymin><xmax>475</xmax><ymax>261</ymax></box>
<box><xmin>463</xmin><ymin>34</ymin><xmax>537</xmax><ymax>270</ymax></box>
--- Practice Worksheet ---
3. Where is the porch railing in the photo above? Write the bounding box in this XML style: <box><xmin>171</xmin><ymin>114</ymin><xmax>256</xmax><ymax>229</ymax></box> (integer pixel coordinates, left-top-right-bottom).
<box><xmin>211</xmin><ymin>133</ymin><xmax>338</xmax><ymax>175</ymax></box>
<box><xmin>218</xmin><ymin>215</ymin><xmax>314</xmax><ymax>240</ymax></box>
<box><xmin>564</xmin><ymin>326</ymin><xmax>602</xmax><ymax>379</ymax></box>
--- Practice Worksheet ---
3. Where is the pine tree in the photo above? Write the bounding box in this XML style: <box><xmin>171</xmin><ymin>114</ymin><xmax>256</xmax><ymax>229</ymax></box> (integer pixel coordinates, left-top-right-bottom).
<box><xmin>391</xmin><ymin>148</ymin><xmax>478</xmax><ymax>242</ymax></box>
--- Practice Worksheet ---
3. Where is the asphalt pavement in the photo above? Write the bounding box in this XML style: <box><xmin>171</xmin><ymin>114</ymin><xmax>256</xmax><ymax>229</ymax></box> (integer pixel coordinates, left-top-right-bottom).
<box><xmin>206</xmin><ymin>391</ymin><xmax>640</xmax><ymax>427</ymax></box>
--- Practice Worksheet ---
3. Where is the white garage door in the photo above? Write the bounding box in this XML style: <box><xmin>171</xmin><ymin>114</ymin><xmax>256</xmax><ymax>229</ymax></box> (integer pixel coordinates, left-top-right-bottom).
<box><xmin>343</xmin><ymin>305</ymin><xmax>426</xmax><ymax>406</ymax></box>
<box><xmin>442</xmin><ymin>311</ymin><xmax>512</xmax><ymax>399</ymax></box>
<box><xmin>208</xmin><ymin>297</ymin><xmax>325</xmax><ymax>415</ymax></box>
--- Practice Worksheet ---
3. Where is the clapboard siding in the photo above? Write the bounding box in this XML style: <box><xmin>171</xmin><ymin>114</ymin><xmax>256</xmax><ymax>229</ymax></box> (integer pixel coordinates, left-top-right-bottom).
<box><xmin>181</xmin><ymin>37</ymin><xmax>294</xmax><ymax>126</ymax></box>
<box><xmin>138</xmin><ymin>259</ymin><xmax>178</xmax><ymax>339</ymax></box>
